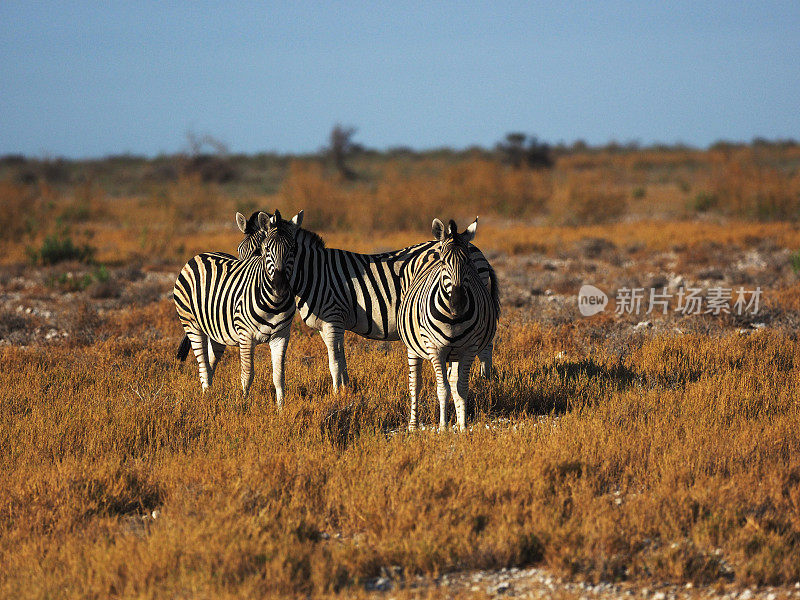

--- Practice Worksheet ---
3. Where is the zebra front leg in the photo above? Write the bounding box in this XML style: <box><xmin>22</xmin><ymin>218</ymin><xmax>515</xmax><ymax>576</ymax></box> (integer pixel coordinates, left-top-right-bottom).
<box><xmin>407</xmin><ymin>352</ymin><xmax>422</xmax><ymax>431</ymax></box>
<box><xmin>321</xmin><ymin>322</ymin><xmax>349</xmax><ymax>392</ymax></box>
<box><xmin>269</xmin><ymin>328</ymin><xmax>290</xmax><ymax>409</ymax></box>
<box><xmin>187</xmin><ymin>331</ymin><xmax>212</xmax><ymax>391</ymax></box>
<box><xmin>207</xmin><ymin>339</ymin><xmax>226</xmax><ymax>386</ymax></box>
<box><xmin>452</xmin><ymin>354</ymin><xmax>476</xmax><ymax>432</ymax></box>
<box><xmin>238</xmin><ymin>334</ymin><xmax>256</xmax><ymax>398</ymax></box>
<box><xmin>447</xmin><ymin>360</ymin><xmax>458</xmax><ymax>426</ymax></box>
<box><xmin>429</xmin><ymin>348</ymin><xmax>450</xmax><ymax>431</ymax></box>
<box><xmin>478</xmin><ymin>341</ymin><xmax>493</xmax><ymax>379</ymax></box>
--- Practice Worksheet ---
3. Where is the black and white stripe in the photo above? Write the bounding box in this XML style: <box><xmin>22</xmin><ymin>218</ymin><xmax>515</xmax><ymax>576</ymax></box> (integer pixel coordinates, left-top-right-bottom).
<box><xmin>399</xmin><ymin>218</ymin><xmax>499</xmax><ymax>431</ymax></box>
<box><xmin>235</xmin><ymin>212</ymin><xmax>498</xmax><ymax>391</ymax></box>
<box><xmin>173</xmin><ymin>210</ymin><xmax>302</xmax><ymax>405</ymax></box>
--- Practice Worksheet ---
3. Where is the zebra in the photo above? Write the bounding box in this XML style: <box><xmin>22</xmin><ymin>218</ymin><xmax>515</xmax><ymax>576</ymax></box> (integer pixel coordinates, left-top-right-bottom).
<box><xmin>229</xmin><ymin>212</ymin><xmax>498</xmax><ymax>391</ymax></box>
<box><xmin>173</xmin><ymin>210</ymin><xmax>303</xmax><ymax>406</ymax></box>
<box><xmin>399</xmin><ymin>218</ymin><xmax>499</xmax><ymax>432</ymax></box>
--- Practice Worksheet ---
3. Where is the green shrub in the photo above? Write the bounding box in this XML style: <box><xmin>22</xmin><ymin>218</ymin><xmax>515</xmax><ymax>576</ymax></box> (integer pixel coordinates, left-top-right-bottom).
<box><xmin>47</xmin><ymin>265</ymin><xmax>110</xmax><ymax>292</ymax></box>
<box><xmin>693</xmin><ymin>191</ymin><xmax>717</xmax><ymax>213</ymax></box>
<box><xmin>791</xmin><ymin>250</ymin><xmax>800</xmax><ymax>275</ymax></box>
<box><xmin>28</xmin><ymin>234</ymin><xmax>96</xmax><ymax>265</ymax></box>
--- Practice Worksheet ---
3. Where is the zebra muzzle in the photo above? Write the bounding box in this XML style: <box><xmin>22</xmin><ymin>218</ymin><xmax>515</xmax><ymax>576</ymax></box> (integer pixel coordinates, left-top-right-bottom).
<box><xmin>450</xmin><ymin>285</ymin><xmax>466</xmax><ymax>317</ymax></box>
<box><xmin>273</xmin><ymin>270</ymin><xmax>290</xmax><ymax>297</ymax></box>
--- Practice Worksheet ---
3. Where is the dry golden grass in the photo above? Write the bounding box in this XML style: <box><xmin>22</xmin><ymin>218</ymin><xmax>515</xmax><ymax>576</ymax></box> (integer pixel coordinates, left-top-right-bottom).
<box><xmin>1</xmin><ymin>304</ymin><xmax>800</xmax><ymax>597</ymax></box>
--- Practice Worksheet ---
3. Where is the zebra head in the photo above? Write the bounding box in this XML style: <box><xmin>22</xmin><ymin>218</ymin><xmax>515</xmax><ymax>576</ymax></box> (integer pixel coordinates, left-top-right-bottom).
<box><xmin>431</xmin><ymin>217</ymin><xmax>478</xmax><ymax>318</ymax></box>
<box><xmin>255</xmin><ymin>209</ymin><xmax>304</xmax><ymax>298</ymax></box>
<box><xmin>235</xmin><ymin>211</ymin><xmax>265</xmax><ymax>259</ymax></box>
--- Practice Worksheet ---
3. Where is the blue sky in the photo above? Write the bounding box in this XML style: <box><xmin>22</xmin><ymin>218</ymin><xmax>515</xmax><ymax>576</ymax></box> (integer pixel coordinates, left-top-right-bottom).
<box><xmin>1</xmin><ymin>1</ymin><xmax>798</xmax><ymax>158</ymax></box>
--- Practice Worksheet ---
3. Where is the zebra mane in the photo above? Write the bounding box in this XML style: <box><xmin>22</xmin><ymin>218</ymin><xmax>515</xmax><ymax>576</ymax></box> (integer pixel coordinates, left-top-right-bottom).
<box><xmin>243</xmin><ymin>211</ymin><xmax>262</xmax><ymax>234</ymax></box>
<box><xmin>271</xmin><ymin>218</ymin><xmax>301</xmax><ymax>238</ymax></box>
<box><xmin>296</xmin><ymin>227</ymin><xmax>325</xmax><ymax>249</ymax></box>
<box><xmin>250</xmin><ymin>211</ymin><xmax>308</xmax><ymax>239</ymax></box>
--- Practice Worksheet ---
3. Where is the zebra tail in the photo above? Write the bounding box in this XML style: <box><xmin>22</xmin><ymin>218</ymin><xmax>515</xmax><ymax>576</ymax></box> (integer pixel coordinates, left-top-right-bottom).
<box><xmin>176</xmin><ymin>335</ymin><xmax>191</xmax><ymax>361</ymax></box>
<box><xmin>488</xmin><ymin>264</ymin><xmax>501</xmax><ymax>316</ymax></box>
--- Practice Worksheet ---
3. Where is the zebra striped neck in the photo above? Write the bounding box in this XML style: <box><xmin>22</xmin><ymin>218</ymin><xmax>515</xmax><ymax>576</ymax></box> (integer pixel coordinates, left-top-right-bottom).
<box><xmin>295</xmin><ymin>228</ymin><xmax>325</xmax><ymax>250</ymax></box>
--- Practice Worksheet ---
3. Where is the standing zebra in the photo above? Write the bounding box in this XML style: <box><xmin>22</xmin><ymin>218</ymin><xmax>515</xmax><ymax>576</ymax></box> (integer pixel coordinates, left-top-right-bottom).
<box><xmin>228</xmin><ymin>212</ymin><xmax>498</xmax><ymax>392</ymax></box>
<box><xmin>173</xmin><ymin>210</ymin><xmax>303</xmax><ymax>405</ymax></box>
<box><xmin>399</xmin><ymin>218</ymin><xmax>499</xmax><ymax>432</ymax></box>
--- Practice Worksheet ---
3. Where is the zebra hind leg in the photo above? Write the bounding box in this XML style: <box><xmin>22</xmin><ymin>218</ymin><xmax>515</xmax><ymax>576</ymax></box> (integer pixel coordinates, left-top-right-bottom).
<box><xmin>407</xmin><ymin>353</ymin><xmax>422</xmax><ymax>431</ymax></box>
<box><xmin>478</xmin><ymin>341</ymin><xmax>493</xmax><ymax>379</ymax></box>
<box><xmin>207</xmin><ymin>339</ymin><xmax>226</xmax><ymax>386</ymax></box>
<box><xmin>452</xmin><ymin>354</ymin><xmax>475</xmax><ymax>432</ymax></box>
<box><xmin>186</xmin><ymin>330</ymin><xmax>212</xmax><ymax>391</ymax></box>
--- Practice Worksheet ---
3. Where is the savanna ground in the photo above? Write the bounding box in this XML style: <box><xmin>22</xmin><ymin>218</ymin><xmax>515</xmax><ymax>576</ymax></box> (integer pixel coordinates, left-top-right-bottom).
<box><xmin>2</xmin><ymin>143</ymin><xmax>800</xmax><ymax>598</ymax></box>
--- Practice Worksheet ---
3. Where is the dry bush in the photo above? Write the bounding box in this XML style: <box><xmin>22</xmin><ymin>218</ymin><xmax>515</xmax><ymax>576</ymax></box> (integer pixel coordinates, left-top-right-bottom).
<box><xmin>710</xmin><ymin>150</ymin><xmax>800</xmax><ymax>220</ymax></box>
<box><xmin>0</xmin><ymin>308</ymin><xmax>39</xmax><ymax>345</ymax></box>
<box><xmin>373</xmin><ymin>164</ymin><xmax>448</xmax><ymax>231</ymax></box>
<box><xmin>280</xmin><ymin>158</ymin><xmax>554</xmax><ymax>235</ymax></box>
<box><xmin>58</xmin><ymin>179</ymin><xmax>107</xmax><ymax>224</ymax></box>
<box><xmin>551</xmin><ymin>172</ymin><xmax>627</xmax><ymax>225</ymax></box>
<box><xmin>63</xmin><ymin>301</ymin><xmax>104</xmax><ymax>347</ymax></box>
<box><xmin>0</xmin><ymin>180</ymin><xmax>41</xmax><ymax>243</ymax></box>
<box><xmin>130</xmin><ymin>176</ymin><xmax>236</xmax><ymax>259</ymax></box>
<box><xmin>443</xmin><ymin>159</ymin><xmax>552</xmax><ymax>217</ymax></box>
<box><xmin>168</xmin><ymin>174</ymin><xmax>231</xmax><ymax>226</ymax></box>
<box><xmin>87</xmin><ymin>265</ymin><xmax>143</xmax><ymax>300</ymax></box>
<box><xmin>120</xmin><ymin>279</ymin><xmax>167</xmax><ymax>307</ymax></box>
<box><xmin>181</xmin><ymin>154</ymin><xmax>237</xmax><ymax>184</ymax></box>
<box><xmin>87</xmin><ymin>279</ymin><xmax>119</xmax><ymax>299</ymax></box>
<box><xmin>280</xmin><ymin>160</ymin><xmax>350</xmax><ymax>230</ymax></box>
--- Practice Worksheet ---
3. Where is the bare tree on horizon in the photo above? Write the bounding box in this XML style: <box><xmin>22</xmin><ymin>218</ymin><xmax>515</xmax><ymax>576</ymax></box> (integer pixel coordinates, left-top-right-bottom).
<box><xmin>329</xmin><ymin>124</ymin><xmax>359</xmax><ymax>180</ymax></box>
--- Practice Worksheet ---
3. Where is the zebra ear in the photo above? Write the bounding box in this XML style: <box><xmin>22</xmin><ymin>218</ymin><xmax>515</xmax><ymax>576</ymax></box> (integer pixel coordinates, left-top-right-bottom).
<box><xmin>257</xmin><ymin>211</ymin><xmax>270</xmax><ymax>230</ymax></box>
<box><xmin>291</xmin><ymin>210</ymin><xmax>303</xmax><ymax>228</ymax></box>
<box><xmin>236</xmin><ymin>212</ymin><xmax>247</xmax><ymax>234</ymax></box>
<box><xmin>462</xmin><ymin>216</ymin><xmax>478</xmax><ymax>243</ymax></box>
<box><xmin>432</xmin><ymin>219</ymin><xmax>445</xmax><ymax>241</ymax></box>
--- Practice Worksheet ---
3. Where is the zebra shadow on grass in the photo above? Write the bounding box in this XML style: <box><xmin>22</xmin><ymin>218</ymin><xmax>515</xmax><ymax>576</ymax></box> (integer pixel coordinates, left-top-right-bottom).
<box><xmin>469</xmin><ymin>358</ymin><xmax>640</xmax><ymax>421</ymax></box>
<box><xmin>316</xmin><ymin>357</ymin><xmax>640</xmax><ymax>446</ymax></box>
